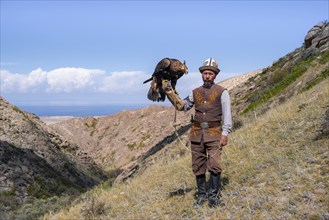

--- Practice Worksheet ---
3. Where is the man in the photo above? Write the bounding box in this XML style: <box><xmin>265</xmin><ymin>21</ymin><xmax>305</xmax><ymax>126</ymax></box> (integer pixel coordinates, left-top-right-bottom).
<box><xmin>163</xmin><ymin>58</ymin><xmax>232</xmax><ymax>208</ymax></box>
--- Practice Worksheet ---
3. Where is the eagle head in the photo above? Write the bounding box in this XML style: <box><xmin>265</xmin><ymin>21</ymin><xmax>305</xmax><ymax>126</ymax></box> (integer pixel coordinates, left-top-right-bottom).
<box><xmin>181</xmin><ymin>60</ymin><xmax>188</xmax><ymax>74</ymax></box>
<box><xmin>171</xmin><ymin>59</ymin><xmax>189</xmax><ymax>75</ymax></box>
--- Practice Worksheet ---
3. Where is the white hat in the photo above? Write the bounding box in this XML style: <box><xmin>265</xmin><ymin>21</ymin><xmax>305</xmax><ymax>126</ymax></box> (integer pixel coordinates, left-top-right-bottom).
<box><xmin>199</xmin><ymin>58</ymin><xmax>220</xmax><ymax>74</ymax></box>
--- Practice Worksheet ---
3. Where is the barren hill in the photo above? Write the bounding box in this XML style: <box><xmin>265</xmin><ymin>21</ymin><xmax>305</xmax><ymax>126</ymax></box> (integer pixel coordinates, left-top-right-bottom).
<box><xmin>48</xmin><ymin>105</ymin><xmax>191</xmax><ymax>175</ymax></box>
<box><xmin>218</xmin><ymin>69</ymin><xmax>263</xmax><ymax>91</ymax></box>
<box><xmin>0</xmin><ymin>97</ymin><xmax>107</xmax><ymax>217</ymax></box>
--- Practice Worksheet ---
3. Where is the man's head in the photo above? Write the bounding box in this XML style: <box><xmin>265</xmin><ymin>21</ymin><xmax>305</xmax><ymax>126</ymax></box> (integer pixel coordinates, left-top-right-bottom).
<box><xmin>199</xmin><ymin>58</ymin><xmax>220</xmax><ymax>88</ymax></box>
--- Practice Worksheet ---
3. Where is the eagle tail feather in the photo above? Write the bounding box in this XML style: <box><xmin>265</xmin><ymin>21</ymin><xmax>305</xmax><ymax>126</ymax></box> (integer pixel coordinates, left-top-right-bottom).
<box><xmin>147</xmin><ymin>87</ymin><xmax>161</xmax><ymax>102</ymax></box>
<box><xmin>143</xmin><ymin>77</ymin><xmax>153</xmax><ymax>84</ymax></box>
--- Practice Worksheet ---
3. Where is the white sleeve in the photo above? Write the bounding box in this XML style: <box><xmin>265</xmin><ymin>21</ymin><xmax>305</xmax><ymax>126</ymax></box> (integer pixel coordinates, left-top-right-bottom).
<box><xmin>221</xmin><ymin>90</ymin><xmax>233</xmax><ymax>136</ymax></box>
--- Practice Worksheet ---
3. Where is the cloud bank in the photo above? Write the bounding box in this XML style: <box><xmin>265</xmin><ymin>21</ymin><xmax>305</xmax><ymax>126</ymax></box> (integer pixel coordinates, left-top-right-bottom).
<box><xmin>1</xmin><ymin>67</ymin><xmax>203</xmax><ymax>105</ymax></box>
<box><xmin>1</xmin><ymin>68</ymin><xmax>149</xmax><ymax>94</ymax></box>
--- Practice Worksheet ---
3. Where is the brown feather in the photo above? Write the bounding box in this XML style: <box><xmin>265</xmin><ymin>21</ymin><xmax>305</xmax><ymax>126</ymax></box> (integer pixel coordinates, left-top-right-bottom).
<box><xmin>144</xmin><ymin>58</ymin><xmax>188</xmax><ymax>102</ymax></box>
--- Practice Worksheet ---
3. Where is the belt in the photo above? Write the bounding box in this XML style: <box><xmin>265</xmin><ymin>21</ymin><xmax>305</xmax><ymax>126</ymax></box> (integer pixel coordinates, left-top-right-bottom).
<box><xmin>193</xmin><ymin>121</ymin><xmax>221</xmax><ymax>129</ymax></box>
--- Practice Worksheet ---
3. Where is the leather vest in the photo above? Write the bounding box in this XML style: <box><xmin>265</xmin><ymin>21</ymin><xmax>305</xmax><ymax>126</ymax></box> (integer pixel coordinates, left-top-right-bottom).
<box><xmin>193</xmin><ymin>84</ymin><xmax>225</xmax><ymax>123</ymax></box>
<box><xmin>190</xmin><ymin>84</ymin><xmax>226</xmax><ymax>142</ymax></box>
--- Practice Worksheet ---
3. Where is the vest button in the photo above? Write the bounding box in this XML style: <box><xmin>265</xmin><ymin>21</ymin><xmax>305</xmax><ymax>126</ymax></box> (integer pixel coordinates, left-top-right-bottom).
<box><xmin>204</xmin><ymin>101</ymin><xmax>207</xmax><ymax>103</ymax></box>
<box><xmin>203</xmin><ymin>112</ymin><xmax>206</xmax><ymax>115</ymax></box>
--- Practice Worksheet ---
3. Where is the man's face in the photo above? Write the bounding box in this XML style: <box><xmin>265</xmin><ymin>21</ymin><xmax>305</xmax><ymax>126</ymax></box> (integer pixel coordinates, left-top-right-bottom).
<box><xmin>201</xmin><ymin>70</ymin><xmax>217</xmax><ymax>84</ymax></box>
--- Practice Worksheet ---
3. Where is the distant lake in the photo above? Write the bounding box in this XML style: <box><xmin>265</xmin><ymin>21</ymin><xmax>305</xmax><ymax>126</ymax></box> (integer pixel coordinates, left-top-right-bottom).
<box><xmin>18</xmin><ymin>105</ymin><xmax>149</xmax><ymax>117</ymax></box>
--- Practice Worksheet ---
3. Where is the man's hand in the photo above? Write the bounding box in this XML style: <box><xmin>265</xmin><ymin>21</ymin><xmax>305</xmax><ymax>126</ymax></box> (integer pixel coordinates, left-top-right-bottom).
<box><xmin>220</xmin><ymin>135</ymin><xmax>228</xmax><ymax>146</ymax></box>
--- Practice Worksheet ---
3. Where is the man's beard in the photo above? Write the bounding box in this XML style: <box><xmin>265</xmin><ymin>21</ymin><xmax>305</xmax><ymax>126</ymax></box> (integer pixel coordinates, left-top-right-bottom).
<box><xmin>203</xmin><ymin>81</ymin><xmax>213</xmax><ymax>88</ymax></box>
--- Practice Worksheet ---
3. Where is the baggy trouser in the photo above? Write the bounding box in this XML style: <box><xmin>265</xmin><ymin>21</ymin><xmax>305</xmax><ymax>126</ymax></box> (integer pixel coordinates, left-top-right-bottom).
<box><xmin>191</xmin><ymin>140</ymin><xmax>222</xmax><ymax>176</ymax></box>
<box><xmin>190</xmin><ymin>140</ymin><xmax>222</xmax><ymax>207</ymax></box>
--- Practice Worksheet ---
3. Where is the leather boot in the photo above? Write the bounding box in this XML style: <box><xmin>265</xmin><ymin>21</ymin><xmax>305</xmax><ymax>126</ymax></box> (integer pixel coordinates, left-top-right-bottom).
<box><xmin>193</xmin><ymin>174</ymin><xmax>207</xmax><ymax>208</ymax></box>
<box><xmin>208</xmin><ymin>172</ymin><xmax>221</xmax><ymax>207</ymax></box>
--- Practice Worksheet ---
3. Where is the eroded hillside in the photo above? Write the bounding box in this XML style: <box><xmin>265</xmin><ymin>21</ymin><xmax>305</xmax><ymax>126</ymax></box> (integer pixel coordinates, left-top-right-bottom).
<box><xmin>0</xmin><ymin>97</ymin><xmax>108</xmax><ymax>218</ymax></box>
<box><xmin>49</xmin><ymin>105</ymin><xmax>192</xmax><ymax>181</ymax></box>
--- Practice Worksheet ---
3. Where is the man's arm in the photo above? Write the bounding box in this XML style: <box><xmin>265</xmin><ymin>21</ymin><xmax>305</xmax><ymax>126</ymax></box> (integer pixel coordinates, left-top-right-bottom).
<box><xmin>221</xmin><ymin>90</ymin><xmax>233</xmax><ymax>145</ymax></box>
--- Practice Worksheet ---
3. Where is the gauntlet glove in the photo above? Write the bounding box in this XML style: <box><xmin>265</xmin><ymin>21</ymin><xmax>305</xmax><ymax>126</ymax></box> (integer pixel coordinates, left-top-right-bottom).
<box><xmin>162</xmin><ymin>80</ymin><xmax>185</xmax><ymax>111</ymax></box>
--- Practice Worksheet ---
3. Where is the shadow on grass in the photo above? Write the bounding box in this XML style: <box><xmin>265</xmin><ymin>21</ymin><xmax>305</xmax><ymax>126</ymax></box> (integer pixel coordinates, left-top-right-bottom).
<box><xmin>168</xmin><ymin>188</ymin><xmax>193</xmax><ymax>197</ymax></box>
<box><xmin>167</xmin><ymin>175</ymin><xmax>230</xmax><ymax>198</ymax></box>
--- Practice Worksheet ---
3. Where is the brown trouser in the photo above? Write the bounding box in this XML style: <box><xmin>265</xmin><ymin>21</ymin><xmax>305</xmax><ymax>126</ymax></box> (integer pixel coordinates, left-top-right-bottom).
<box><xmin>191</xmin><ymin>138</ymin><xmax>222</xmax><ymax>176</ymax></box>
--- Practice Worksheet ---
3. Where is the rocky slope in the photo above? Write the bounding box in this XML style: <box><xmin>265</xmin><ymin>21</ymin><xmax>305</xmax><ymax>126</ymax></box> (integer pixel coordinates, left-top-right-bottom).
<box><xmin>229</xmin><ymin>21</ymin><xmax>329</xmax><ymax>118</ymax></box>
<box><xmin>219</xmin><ymin>69</ymin><xmax>263</xmax><ymax>91</ymax></box>
<box><xmin>0</xmin><ymin>97</ymin><xmax>107</xmax><ymax>215</ymax></box>
<box><xmin>49</xmin><ymin>105</ymin><xmax>191</xmax><ymax>179</ymax></box>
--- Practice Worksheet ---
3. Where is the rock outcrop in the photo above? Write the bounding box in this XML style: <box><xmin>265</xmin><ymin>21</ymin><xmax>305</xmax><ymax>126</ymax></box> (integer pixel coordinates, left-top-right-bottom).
<box><xmin>304</xmin><ymin>22</ymin><xmax>329</xmax><ymax>51</ymax></box>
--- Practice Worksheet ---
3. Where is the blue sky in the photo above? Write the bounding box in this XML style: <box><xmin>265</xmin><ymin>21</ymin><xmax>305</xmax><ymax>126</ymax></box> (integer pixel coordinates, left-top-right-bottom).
<box><xmin>1</xmin><ymin>0</ymin><xmax>328</xmax><ymax>107</ymax></box>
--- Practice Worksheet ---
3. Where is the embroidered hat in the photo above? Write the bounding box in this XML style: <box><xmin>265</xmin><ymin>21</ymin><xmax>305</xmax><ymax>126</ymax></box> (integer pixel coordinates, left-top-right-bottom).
<box><xmin>199</xmin><ymin>58</ymin><xmax>220</xmax><ymax>74</ymax></box>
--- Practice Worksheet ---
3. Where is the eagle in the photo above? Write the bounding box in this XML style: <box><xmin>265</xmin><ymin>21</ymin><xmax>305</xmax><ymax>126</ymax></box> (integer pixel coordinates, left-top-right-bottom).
<box><xmin>143</xmin><ymin>58</ymin><xmax>188</xmax><ymax>102</ymax></box>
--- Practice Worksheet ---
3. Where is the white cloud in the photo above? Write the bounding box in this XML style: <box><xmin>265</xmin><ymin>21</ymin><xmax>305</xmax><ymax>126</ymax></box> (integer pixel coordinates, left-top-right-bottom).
<box><xmin>1</xmin><ymin>70</ymin><xmax>22</xmax><ymax>92</ymax></box>
<box><xmin>1</xmin><ymin>68</ymin><xmax>46</xmax><ymax>92</ymax></box>
<box><xmin>177</xmin><ymin>72</ymin><xmax>203</xmax><ymax>95</ymax></box>
<box><xmin>1</xmin><ymin>68</ymin><xmax>232</xmax><ymax>98</ymax></box>
<box><xmin>98</xmin><ymin>71</ymin><xmax>149</xmax><ymax>93</ymax></box>
<box><xmin>25</xmin><ymin>68</ymin><xmax>47</xmax><ymax>91</ymax></box>
<box><xmin>46</xmin><ymin>67</ymin><xmax>104</xmax><ymax>93</ymax></box>
<box><xmin>0</xmin><ymin>67</ymin><xmax>206</xmax><ymax>105</ymax></box>
<box><xmin>1</xmin><ymin>67</ymin><xmax>151</xmax><ymax>95</ymax></box>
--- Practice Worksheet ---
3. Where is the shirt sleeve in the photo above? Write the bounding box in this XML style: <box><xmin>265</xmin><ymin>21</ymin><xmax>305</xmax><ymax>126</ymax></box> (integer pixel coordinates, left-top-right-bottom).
<box><xmin>221</xmin><ymin>90</ymin><xmax>233</xmax><ymax>136</ymax></box>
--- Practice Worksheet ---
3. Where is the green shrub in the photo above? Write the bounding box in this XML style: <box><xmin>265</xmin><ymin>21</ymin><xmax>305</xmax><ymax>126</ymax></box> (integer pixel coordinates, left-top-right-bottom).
<box><xmin>127</xmin><ymin>142</ymin><xmax>136</xmax><ymax>151</ymax></box>
<box><xmin>242</xmin><ymin>54</ymin><xmax>315</xmax><ymax>114</ymax></box>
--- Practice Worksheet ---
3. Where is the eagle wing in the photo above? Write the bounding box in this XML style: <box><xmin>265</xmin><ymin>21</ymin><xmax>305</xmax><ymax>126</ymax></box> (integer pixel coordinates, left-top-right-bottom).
<box><xmin>154</xmin><ymin>58</ymin><xmax>171</xmax><ymax>74</ymax></box>
<box><xmin>142</xmin><ymin>58</ymin><xmax>171</xmax><ymax>84</ymax></box>
<box><xmin>149</xmin><ymin>58</ymin><xmax>172</xmax><ymax>101</ymax></box>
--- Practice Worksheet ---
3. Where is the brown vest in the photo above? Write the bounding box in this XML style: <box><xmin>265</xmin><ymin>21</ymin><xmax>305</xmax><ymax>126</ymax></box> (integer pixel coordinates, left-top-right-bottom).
<box><xmin>193</xmin><ymin>84</ymin><xmax>225</xmax><ymax>123</ymax></box>
<box><xmin>190</xmin><ymin>84</ymin><xmax>226</xmax><ymax>142</ymax></box>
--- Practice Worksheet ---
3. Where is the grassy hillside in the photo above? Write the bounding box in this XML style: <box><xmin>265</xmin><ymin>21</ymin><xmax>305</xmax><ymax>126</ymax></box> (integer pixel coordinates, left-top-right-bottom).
<box><xmin>43</xmin><ymin>77</ymin><xmax>329</xmax><ymax>219</ymax></box>
<box><xmin>229</xmin><ymin>47</ymin><xmax>329</xmax><ymax>120</ymax></box>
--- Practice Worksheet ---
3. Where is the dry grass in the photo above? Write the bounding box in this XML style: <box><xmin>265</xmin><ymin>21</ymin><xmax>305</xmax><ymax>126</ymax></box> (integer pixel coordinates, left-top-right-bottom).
<box><xmin>44</xmin><ymin>78</ymin><xmax>329</xmax><ymax>220</ymax></box>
